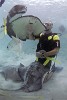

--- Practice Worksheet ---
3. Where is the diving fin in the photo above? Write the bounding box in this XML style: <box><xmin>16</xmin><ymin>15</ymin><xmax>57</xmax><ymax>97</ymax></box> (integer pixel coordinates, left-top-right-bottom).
<box><xmin>0</xmin><ymin>18</ymin><xmax>7</xmax><ymax>39</ymax></box>
<box><xmin>3</xmin><ymin>18</ymin><xmax>7</xmax><ymax>35</ymax></box>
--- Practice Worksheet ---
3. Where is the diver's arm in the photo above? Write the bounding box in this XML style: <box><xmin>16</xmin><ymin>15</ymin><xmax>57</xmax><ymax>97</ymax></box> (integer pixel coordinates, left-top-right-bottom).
<box><xmin>44</xmin><ymin>48</ymin><xmax>60</xmax><ymax>57</ymax></box>
<box><xmin>45</xmin><ymin>38</ymin><xmax>60</xmax><ymax>57</ymax></box>
<box><xmin>37</xmin><ymin>48</ymin><xmax>60</xmax><ymax>58</ymax></box>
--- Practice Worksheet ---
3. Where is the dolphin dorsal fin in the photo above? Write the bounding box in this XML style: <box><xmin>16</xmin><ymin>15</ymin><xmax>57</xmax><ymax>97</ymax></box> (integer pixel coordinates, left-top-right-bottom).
<box><xmin>20</xmin><ymin>63</ymin><xmax>24</xmax><ymax>67</ymax></box>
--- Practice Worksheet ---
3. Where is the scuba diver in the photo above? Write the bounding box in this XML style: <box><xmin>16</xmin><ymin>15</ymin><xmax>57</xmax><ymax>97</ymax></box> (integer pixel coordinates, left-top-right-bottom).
<box><xmin>36</xmin><ymin>22</ymin><xmax>60</xmax><ymax>69</ymax></box>
<box><xmin>0</xmin><ymin>0</ymin><xmax>5</xmax><ymax>7</ymax></box>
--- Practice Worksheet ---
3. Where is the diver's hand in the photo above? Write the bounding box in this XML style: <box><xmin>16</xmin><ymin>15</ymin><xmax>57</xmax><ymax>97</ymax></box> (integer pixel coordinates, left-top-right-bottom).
<box><xmin>36</xmin><ymin>50</ymin><xmax>48</xmax><ymax>58</ymax></box>
<box><xmin>36</xmin><ymin>52</ymin><xmax>42</xmax><ymax>58</ymax></box>
<box><xmin>40</xmin><ymin>50</ymin><xmax>48</xmax><ymax>58</ymax></box>
<box><xmin>36</xmin><ymin>50</ymin><xmax>47</xmax><ymax>58</ymax></box>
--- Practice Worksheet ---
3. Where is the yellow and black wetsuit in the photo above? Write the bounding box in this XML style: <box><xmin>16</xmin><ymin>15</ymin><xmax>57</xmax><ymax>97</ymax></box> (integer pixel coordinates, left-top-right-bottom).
<box><xmin>36</xmin><ymin>33</ymin><xmax>60</xmax><ymax>68</ymax></box>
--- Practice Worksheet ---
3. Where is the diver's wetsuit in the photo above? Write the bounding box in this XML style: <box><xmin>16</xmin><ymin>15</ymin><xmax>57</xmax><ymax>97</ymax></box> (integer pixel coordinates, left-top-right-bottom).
<box><xmin>36</xmin><ymin>33</ymin><xmax>60</xmax><ymax>69</ymax></box>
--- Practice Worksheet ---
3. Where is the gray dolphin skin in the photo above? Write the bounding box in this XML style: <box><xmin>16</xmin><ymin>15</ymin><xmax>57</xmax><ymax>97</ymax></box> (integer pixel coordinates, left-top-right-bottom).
<box><xmin>18</xmin><ymin>62</ymin><xmax>46</xmax><ymax>92</ymax></box>
<box><xmin>0</xmin><ymin>61</ymin><xmax>53</xmax><ymax>92</ymax></box>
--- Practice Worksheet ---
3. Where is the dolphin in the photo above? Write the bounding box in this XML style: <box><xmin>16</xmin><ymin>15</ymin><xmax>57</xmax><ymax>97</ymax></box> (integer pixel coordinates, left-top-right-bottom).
<box><xmin>0</xmin><ymin>61</ymin><xmax>54</xmax><ymax>92</ymax></box>
<box><xmin>18</xmin><ymin>62</ymin><xmax>46</xmax><ymax>92</ymax></box>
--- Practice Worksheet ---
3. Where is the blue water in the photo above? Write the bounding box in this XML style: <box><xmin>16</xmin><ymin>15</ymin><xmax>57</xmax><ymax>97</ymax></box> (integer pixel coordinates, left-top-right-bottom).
<box><xmin>0</xmin><ymin>0</ymin><xmax>67</xmax><ymax>100</ymax></box>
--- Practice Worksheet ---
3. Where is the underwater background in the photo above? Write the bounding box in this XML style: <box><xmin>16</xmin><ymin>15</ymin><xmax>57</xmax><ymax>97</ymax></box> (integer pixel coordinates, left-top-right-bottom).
<box><xmin>0</xmin><ymin>0</ymin><xmax>67</xmax><ymax>100</ymax></box>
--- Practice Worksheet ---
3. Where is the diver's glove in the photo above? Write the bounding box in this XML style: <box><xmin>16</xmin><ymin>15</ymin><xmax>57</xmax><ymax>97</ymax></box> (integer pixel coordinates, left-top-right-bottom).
<box><xmin>36</xmin><ymin>52</ymin><xmax>42</xmax><ymax>58</ymax></box>
<box><xmin>36</xmin><ymin>50</ymin><xmax>47</xmax><ymax>58</ymax></box>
